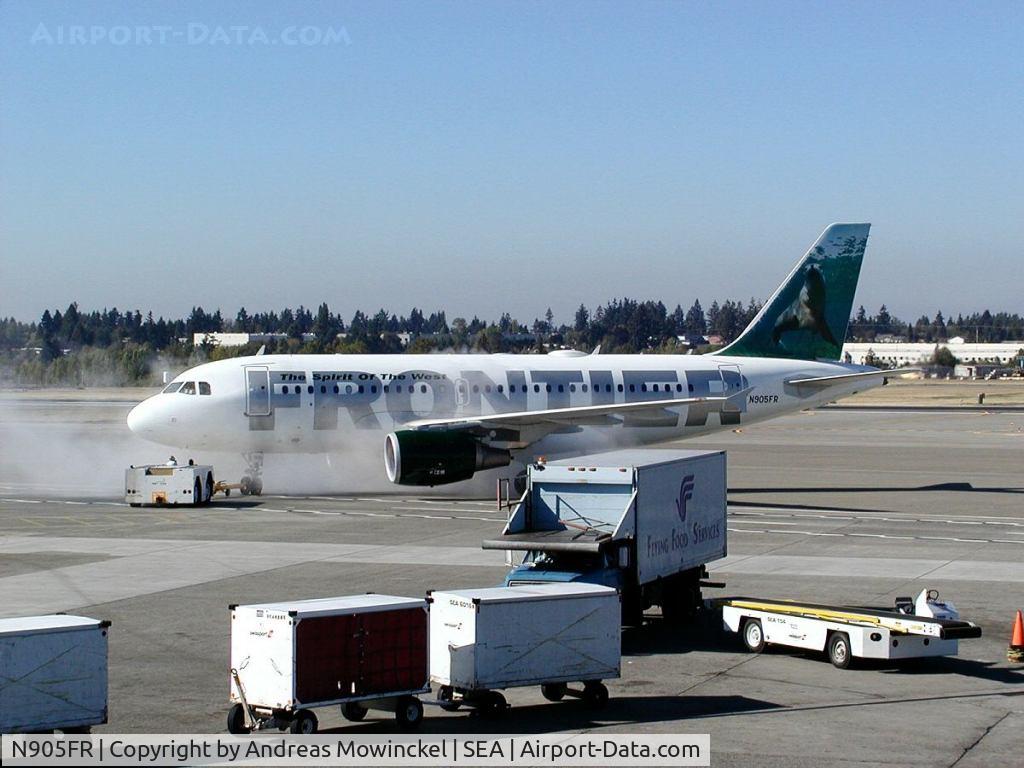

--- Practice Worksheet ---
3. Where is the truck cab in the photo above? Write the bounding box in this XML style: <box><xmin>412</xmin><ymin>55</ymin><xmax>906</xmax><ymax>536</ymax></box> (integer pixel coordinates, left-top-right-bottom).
<box><xmin>506</xmin><ymin>550</ymin><xmax>626</xmax><ymax>591</ymax></box>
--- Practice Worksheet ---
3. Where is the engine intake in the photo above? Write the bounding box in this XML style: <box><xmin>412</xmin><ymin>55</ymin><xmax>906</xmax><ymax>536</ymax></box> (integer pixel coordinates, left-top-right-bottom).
<box><xmin>384</xmin><ymin>430</ymin><xmax>511</xmax><ymax>486</ymax></box>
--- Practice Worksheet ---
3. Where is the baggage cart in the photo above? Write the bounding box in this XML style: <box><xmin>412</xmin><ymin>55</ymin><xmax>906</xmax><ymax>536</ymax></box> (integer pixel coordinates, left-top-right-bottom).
<box><xmin>0</xmin><ymin>615</ymin><xmax>110</xmax><ymax>733</ymax></box>
<box><xmin>228</xmin><ymin>595</ymin><xmax>429</xmax><ymax>733</ymax></box>
<box><xmin>428</xmin><ymin>583</ymin><xmax>620</xmax><ymax>714</ymax></box>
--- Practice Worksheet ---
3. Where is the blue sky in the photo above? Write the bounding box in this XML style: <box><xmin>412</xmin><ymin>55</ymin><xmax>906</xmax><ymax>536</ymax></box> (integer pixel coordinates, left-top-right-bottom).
<box><xmin>2</xmin><ymin>1</ymin><xmax>1021</xmax><ymax>323</ymax></box>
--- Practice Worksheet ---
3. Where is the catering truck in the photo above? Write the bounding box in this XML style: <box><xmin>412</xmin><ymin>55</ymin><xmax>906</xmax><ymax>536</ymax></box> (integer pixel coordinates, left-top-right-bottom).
<box><xmin>488</xmin><ymin>449</ymin><xmax>727</xmax><ymax>625</ymax></box>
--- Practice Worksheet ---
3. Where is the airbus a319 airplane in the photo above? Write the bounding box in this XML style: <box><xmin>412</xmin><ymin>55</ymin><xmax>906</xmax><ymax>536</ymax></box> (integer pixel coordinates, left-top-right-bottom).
<box><xmin>128</xmin><ymin>223</ymin><xmax>906</xmax><ymax>494</ymax></box>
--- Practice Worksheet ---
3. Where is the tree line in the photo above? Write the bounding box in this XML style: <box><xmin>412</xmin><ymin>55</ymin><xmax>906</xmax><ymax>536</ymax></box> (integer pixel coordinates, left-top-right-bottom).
<box><xmin>1</xmin><ymin>300</ymin><xmax>1021</xmax><ymax>387</ymax></box>
<box><xmin>849</xmin><ymin>305</ymin><xmax>1024</xmax><ymax>343</ymax></box>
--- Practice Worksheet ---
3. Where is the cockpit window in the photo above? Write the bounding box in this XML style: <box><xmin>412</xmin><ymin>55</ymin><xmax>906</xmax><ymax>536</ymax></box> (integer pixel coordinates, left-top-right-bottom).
<box><xmin>199</xmin><ymin>382</ymin><xmax>211</xmax><ymax>395</ymax></box>
<box><xmin>180</xmin><ymin>381</ymin><xmax>196</xmax><ymax>395</ymax></box>
<box><xmin>162</xmin><ymin>382</ymin><xmax>183</xmax><ymax>394</ymax></box>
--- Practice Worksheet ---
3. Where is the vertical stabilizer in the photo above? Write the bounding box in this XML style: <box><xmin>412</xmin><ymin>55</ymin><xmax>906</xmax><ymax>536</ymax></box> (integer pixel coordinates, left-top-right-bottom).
<box><xmin>716</xmin><ymin>223</ymin><xmax>869</xmax><ymax>361</ymax></box>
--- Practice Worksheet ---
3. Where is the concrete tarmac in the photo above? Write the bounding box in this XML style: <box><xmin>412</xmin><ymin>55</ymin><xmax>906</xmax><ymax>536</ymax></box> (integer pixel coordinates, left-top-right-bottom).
<box><xmin>1</xmin><ymin>398</ymin><xmax>1022</xmax><ymax>767</ymax></box>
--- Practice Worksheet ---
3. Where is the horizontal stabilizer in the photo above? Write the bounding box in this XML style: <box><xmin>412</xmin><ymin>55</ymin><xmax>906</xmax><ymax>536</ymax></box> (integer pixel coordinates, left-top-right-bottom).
<box><xmin>786</xmin><ymin>368</ymin><xmax>920</xmax><ymax>389</ymax></box>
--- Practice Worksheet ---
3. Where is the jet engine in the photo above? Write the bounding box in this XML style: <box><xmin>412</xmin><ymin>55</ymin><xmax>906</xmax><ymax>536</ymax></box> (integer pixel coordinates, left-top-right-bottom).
<box><xmin>384</xmin><ymin>430</ymin><xmax>511</xmax><ymax>486</ymax></box>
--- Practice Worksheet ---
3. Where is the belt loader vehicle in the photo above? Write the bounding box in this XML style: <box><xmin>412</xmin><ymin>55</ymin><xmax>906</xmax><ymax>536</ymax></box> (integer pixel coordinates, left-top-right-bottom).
<box><xmin>720</xmin><ymin>589</ymin><xmax>981</xmax><ymax>668</ymax></box>
<box><xmin>490</xmin><ymin>449</ymin><xmax>727</xmax><ymax>625</ymax></box>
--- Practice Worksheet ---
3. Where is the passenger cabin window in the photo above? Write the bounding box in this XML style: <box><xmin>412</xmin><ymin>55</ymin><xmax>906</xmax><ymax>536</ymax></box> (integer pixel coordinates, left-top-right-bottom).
<box><xmin>199</xmin><ymin>382</ymin><xmax>212</xmax><ymax>395</ymax></box>
<box><xmin>180</xmin><ymin>381</ymin><xmax>196</xmax><ymax>395</ymax></box>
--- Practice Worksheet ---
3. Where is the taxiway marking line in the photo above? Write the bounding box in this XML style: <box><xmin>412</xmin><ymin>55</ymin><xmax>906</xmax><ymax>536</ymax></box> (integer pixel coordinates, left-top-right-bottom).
<box><xmin>726</xmin><ymin>526</ymin><xmax>1020</xmax><ymax>545</ymax></box>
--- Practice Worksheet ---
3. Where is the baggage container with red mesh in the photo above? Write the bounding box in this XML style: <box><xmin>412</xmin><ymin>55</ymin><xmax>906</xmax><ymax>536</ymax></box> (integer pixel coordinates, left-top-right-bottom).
<box><xmin>228</xmin><ymin>594</ymin><xmax>428</xmax><ymax>733</ymax></box>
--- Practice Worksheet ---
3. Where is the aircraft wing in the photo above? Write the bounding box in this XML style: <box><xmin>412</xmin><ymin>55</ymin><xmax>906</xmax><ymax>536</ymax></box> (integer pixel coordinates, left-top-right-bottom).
<box><xmin>404</xmin><ymin>390</ymin><xmax>750</xmax><ymax>435</ymax></box>
<box><xmin>785</xmin><ymin>368</ymin><xmax>920</xmax><ymax>389</ymax></box>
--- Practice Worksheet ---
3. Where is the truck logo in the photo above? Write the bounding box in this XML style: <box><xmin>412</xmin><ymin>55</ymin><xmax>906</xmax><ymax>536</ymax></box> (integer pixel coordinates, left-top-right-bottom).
<box><xmin>676</xmin><ymin>474</ymin><xmax>695</xmax><ymax>522</ymax></box>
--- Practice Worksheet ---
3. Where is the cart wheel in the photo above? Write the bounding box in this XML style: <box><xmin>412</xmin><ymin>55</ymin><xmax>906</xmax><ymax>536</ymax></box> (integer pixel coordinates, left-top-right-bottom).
<box><xmin>541</xmin><ymin>683</ymin><xmax>567</xmax><ymax>702</ymax></box>
<box><xmin>341</xmin><ymin>701</ymin><xmax>368</xmax><ymax>722</ymax></box>
<box><xmin>742</xmin><ymin>618</ymin><xmax>765</xmax><ymax>653</ymax></box>
<box><xmin>289</xmin><ymin>709</ymin><xmax>318</xmax><ymax>734</ymax></box>
<box><xmin>395</xmin><ymin>696</ymin><xmax>423</xmax><ymax>730</ymax></box>
<box><xmin>252</xmin><ymin>479</ymin><xmax>263</xmax><ymax>496</ymax></box>
<box><xmin>827</xmin><ymin>632</ymin><xmax>853</xmax><ymax>669</ymax></box>
<box><xmin>438</xmin><ymin>685</ymin><xmax>461</xmax><ymax>711</ymax></box>
<box><xmin>240</xmin><ymin>476</ymin><xmax>252</xmax><ymax>495</ymax></box>
<box><xmin>205</xmin><ymin>473</ymin><xmax>214</xmax><ymax>504</ymax></box>
<box><xmin>225</xmin><ymin>488</ymin><xmax>231</xmax><ymax>497</ymax></box>
<box><xmin>478</xmin><ymin>691</ymin><xmax>507</xmax><ymax>718</ymax></box>
<box><xmin>227</xmin><ymin>704</ymin><xmax>250</xmax><ymax>734</ymax></box>
<box><xmin>582</xmin><ymin>682</ymin><xmax>609</xmax><ymax>709</ymax></box>
<box><xmin>193</xmin><ymin>479</ymin><xmax>202</xmax><ymax>506</ymax></box>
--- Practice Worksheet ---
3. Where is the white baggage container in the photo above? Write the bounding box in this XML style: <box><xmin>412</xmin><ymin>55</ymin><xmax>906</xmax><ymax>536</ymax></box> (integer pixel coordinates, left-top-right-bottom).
<box><xmin>125</xmin><ymin>462</ymin><xmax>214</xmax><ymax>506</ymax></box>
<box><xmin>0</xmin><ymin>615</ymin><xmax>109</xmax><ymax>733</ymax></box>
<box><xmin>229</xmin><ymin>594</ymin><xmax>429</xmax><ymax>733</ymax></box>
<box><xmin>429</xmin><ymin>583</ymin><xmax>620</xmax><ymax>712</ymax></box>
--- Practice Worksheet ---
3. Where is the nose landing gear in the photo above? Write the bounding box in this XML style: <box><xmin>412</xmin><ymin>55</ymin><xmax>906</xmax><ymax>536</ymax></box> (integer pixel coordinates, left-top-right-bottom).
<box><xmin>240</xmin><ymin>452</ymin><xmax>264</xmax><ymax>496</ymax></box>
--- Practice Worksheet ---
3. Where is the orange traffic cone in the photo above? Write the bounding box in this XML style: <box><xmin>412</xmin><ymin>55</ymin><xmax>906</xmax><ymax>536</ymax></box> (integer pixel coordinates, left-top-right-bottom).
<box><xmin>1008</xmin><ymin>610</ymin><xmax>1024</xmax><ymax>663</ymax></box>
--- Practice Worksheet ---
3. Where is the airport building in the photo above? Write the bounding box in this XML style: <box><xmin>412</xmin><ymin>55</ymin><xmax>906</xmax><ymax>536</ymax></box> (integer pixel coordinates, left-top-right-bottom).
<box><xmin>842</xmin><ymin>338</ymin><xmax>1024</xmax><ymax>367</ymax></box>
<box><xmin>192</xmin><ymin>332</ymin><xmax>291</xmax><ymax>347</ymax></box>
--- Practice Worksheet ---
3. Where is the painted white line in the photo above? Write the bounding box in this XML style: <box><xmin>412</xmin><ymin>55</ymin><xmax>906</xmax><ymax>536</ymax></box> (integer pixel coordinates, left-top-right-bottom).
<box><xmin>726</xmin><ymin>527</ymin><xmax>1019</xmax><ymax>545</ymax></box>
<box><xmin>730</xmin><ymin>507</ymin><xmax>1024</xmax><ymax>528</ymax></box>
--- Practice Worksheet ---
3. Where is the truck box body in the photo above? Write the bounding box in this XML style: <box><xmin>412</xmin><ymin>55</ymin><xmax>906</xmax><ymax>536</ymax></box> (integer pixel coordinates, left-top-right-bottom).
<box><xmin>230</xmin><ymin>595</ymin><xmax>428</xmax><ymax>711</ymax></box>
<box><xmin>125</xmin><ymin>463</ymin><xmax>214</xmax><ymax>506</ymax></box>
<box><xmin>428</xmin><ymin>584</ymin><xmax>620</xmax><ymax>690</ymax></box>
<box><xmin>494</xmin><ymin>449</ymin><xmax>727</xmax><ymax>588</ymax></box>
<box><xmin>0</xmin><ymin>615</ymin><xmax>109</xmax><ymax>733</ymax></box>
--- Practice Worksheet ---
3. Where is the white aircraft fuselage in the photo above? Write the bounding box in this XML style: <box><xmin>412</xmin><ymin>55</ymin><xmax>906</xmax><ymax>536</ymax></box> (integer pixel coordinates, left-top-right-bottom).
<box><xmin>127</xmin><ymin>351</ymin><xmax>877</xmax><ymax>457</ymax></box>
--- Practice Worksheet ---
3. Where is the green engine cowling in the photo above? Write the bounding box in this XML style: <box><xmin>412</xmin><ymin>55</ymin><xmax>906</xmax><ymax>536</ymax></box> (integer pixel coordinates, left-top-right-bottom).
<box><xmin>384</xmin><ymin>430</ymin><xmax>512</xmax><ymax>486</ymax></box>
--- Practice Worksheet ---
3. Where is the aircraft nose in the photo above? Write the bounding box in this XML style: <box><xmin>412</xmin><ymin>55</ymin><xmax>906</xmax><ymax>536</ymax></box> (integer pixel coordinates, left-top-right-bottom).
<box><xmin>127</xmin><ymin>398</ymin><xmax>155</xmax><ymax>435</ymax></box>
